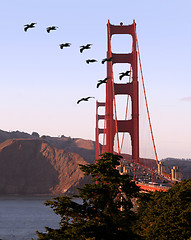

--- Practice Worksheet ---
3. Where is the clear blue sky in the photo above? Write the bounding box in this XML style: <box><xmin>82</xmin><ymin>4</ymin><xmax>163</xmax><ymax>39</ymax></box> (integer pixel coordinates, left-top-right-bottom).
<box><xmin>0</xmin><ymin>0</ymin><xmax>191</xmax><ymax>160</ymax></box>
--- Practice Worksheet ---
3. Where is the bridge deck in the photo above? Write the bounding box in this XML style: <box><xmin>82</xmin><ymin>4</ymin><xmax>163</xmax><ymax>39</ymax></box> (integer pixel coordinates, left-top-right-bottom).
<box><xmin>136</xmin><ymin>183</ymin><xmax>170</xmax><ymax>192</ymax></box>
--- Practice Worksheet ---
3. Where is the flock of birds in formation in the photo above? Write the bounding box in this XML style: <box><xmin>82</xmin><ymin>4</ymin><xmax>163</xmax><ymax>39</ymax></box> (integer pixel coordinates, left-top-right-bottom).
<box><xmin>24</xmin><ymin>23</ymin><xmax>131</xmax><ymax>104</ymax></box>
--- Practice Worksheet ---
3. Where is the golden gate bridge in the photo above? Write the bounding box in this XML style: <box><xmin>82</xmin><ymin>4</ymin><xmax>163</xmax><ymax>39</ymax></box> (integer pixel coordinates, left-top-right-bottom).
<box><xmin>95</xmin><ymin>20</ymin><xmax>173</xmax><ymax>192</ymax></box>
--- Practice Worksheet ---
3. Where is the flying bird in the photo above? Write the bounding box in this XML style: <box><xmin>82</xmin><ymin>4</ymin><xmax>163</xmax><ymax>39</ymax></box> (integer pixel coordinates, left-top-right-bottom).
<box><xmin>96</xmin><ymin>77</ymin><xmax>109</xmax><ymax>88</ymax></box>
<box><xmin>86</xmin><ymin>59</ymin><xmax>97</xmax><ymax>64</ymax></box>
<box><xmin>80</xmin><ymin>44</ymin><xmax>92</xmax><ymax>53</ymax></box>
<box><xmin>46</xmin><ymin>26</ymin><xmax>58</xmax><ymax>33</ymax></box>
<box><xmin>59</xmin><ymin>43</ymin><xmax>71</xmax><ymax>49</ymax></box>
<box><xmin>77</xmin><ymin>97</ymin><xmax>95</xmax><ymax>104</ymax></box>
<box><xmin>119</xmin><ymin>70</ymin><xmax>131</xmax><ymax>80</ymax></box>
<box><xmin>101</xmin><ymin>57</ymin><xmax>112</xmax><ymax>64</ymax></box>
<box><xmin>24</xmin><ymin>23</ymin><xmax>37</xmax><ymax>32</ymax></box>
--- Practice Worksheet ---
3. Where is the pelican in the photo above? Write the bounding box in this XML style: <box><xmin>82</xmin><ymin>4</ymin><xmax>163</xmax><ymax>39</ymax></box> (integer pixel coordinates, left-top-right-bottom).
<box><xmin>119</xmin><ymin>70</ymin><xmax>131</xmax><ymax>80</ymax></box>
<box><xmin>77</xmin><ymin>97</ymin><xmax>95</xmax><ymax>104</ymax></box>
<box><xmin>80</xmin><ymin>44</ymin><xmax>92</xmax><ymax>53</ymax></box>
<box><xmin>101</xmin><ymin>57</ymin><xmax>112</xmax><ymax>64</ymax></box>
<box><xmin>96</xmin><ymin>77</ymin><xmax>109</xmax><ymax>88</ymax></box>
<box><xmin>24</xmin><ymin>23</ymin><xmax>37</xmax><ymax>32</ymax></box>
<box><xmin>59</xmin><ymin>43</ymin><xmax>71</xmax><ymax>49</ymax></box>
<box><xmin>46</xmin><ymin>26</ymin><xmax>58</xmax><ymax>33</ymax></box>
<box><xmin>86</xmin><ymin>59</ymin><xmax>97</xmax><ymax>64</ymax></box>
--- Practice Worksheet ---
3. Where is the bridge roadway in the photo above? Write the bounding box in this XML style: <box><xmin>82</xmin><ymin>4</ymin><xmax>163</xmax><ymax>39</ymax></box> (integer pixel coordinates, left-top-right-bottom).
<box><xmin>136</xmin><ymin>182</ymin><xmax>170</xmax><ymax>192</ymax></box>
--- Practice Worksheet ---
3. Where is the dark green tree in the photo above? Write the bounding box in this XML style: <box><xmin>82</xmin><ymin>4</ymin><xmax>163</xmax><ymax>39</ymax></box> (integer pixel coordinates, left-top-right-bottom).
<box><xmin>35</xmin><ymin>153</ymin><xmax>140</xmax><ymax>240</ymax></box>
<box><xmin>134</xmin><ymin>179</ymin><xmax>191</xmax><ymax>240</ymax></box>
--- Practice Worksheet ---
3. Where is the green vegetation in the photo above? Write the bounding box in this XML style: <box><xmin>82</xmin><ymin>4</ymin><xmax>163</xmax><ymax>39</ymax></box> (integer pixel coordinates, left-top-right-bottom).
<box><xmin>134</xmin><ymin>179</ymin><xmax>191</xmax><ymax>240</ymax></box>
<box><xmin>35</xmin><ymin>153</ymin><xmax>139</xmax><ymax>239</ymax></box>
<box><xmin>35</xmin><ymin>153</ymin><xmax>191</xmax><ymax>240</ymax></box>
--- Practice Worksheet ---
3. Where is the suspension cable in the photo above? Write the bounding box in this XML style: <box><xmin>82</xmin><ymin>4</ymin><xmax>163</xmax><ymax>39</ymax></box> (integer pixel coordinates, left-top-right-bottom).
<box><xmin>111</xmin><ymin>70</ymin><xmax>121</xmax><ymax>155</ymax></box>
<box><xmin>98</xmin><ymin>128</ymin><xmax>101</xmax><ymax>156</ymax></box>
<box><xmin>120</xmin><ymin>67</ymin><xmax>132</xmax><ymax>152</ymax></box>
<box><xmin>133</xmin><ymin>23</ymin><xmax>159</xmax><ymax>165</ymax></box>
<box><xmin>102</xmin><ymin>109</ymin><xmax>106</xmax><ymax>153</ymax></box>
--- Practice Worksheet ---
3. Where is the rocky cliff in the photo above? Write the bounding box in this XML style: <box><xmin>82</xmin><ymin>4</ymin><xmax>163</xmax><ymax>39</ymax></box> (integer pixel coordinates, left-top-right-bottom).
<box><xmin>0</xmin><ymin>129</ymin><xmax>95</xmax><ymax>164</ymax></box>
<box><xmin>0</xmin><ymin>139</ymin><xmax>90</xmax><ymax>195</ymax></box>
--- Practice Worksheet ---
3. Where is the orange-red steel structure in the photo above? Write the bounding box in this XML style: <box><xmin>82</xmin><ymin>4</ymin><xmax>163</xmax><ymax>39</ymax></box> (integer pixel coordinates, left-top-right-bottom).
<box><xmin>136</xmin><ymin>183</ymin><xmax>169</xmax><ymax>192</ymax></box>
<box><xmin>95</xmin><ymin>20</ymin><xmax>139</xmax><ymax>163</ymax></box>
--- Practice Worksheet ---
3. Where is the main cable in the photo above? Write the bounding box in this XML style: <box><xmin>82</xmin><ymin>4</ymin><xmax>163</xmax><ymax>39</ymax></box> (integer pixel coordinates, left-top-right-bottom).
<box><xmin>133</xmin><ymin>22</ymin><xmax>159</xmax><ymax>165</ymax></box>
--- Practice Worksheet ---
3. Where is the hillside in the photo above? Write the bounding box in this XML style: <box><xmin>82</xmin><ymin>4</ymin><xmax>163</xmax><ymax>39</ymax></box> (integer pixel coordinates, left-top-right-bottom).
<box><xmin>42</xmin><ymin>136</ymin><xmax>95</xmax><ymax>164</ymax></box>
<box><xmin>0</xmin><ymin>139</ymin><xmax>90</xmax><ymax>195</ymax></box>
<box><xmin>0</xmin><ymin>129</ymin><xmax>36</xmax><ymax>142</ymax></box>
<box><xmin>161</xmin><ymin>158</ymin><xmax>191</xmax><ymax>179</ymax></box>
<box><xmin>0</xmin><ymin>129</ymin><xmax>190</xmax><ymax>196</ymax></box>
<box><xmin>0</xmin><ymin>129</ymin><xmax>95</xmax><ymax>164</ymax></box>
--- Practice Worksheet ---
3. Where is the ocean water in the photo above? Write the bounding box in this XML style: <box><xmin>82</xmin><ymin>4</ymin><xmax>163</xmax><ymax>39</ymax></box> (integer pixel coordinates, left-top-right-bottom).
<box><xmin>0</xmin><ymin>196</ymin><xmax>61</xmax><ymax>240</ymax></box>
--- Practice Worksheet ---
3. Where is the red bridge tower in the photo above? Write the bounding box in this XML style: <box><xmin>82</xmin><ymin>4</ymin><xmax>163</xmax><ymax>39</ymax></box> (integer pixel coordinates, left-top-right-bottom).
<box><xmin>95</xmin><ymin>20</ymin><xmax>139</xmax><ymax>163</ymax></box>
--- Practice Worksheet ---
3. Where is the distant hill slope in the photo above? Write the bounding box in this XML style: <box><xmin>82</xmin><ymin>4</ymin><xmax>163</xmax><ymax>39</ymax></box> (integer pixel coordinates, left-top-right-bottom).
<box><xmin>0</xmin><ymin>129</ymin><xmax>36</xmax><ymax>142</ymax></box>
<box><xmin>161</xmin><ymin>158</ymin><xmax>191</xmax><ymax>179</ymax></box>
<box><xmin>43</xmin><ymin>136</ymin><xmax>95</xmax><ymax>164</ymax></box>
<box><xmin>121</xmin><ymin>154</ymin><xmax>191</xmax><ymax>179</ymax></box>
<box><xmin>0</xmin><ymin>139</ymin><xmax>90</xmax><ymax>195</ymax></box>
<box><xmin>0</xmin><ymin>129</ymin><xmax>95</xmax><ymax>164</ymax></box>
<box><xmin>0</xmin><ymin>129</ymin><xmax>190</xmax><ymax>196</ymax></box>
